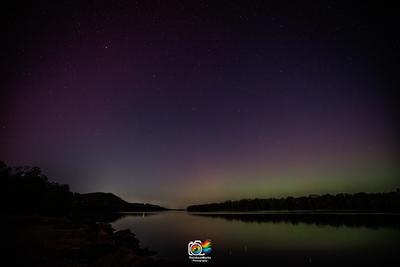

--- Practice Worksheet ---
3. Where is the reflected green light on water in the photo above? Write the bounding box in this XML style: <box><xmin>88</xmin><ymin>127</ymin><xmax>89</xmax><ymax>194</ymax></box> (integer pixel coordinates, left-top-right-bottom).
<box><xmin>111</xmin><ymin>211</ymin><xmax>400</xmax><ymax>265</ymax></box>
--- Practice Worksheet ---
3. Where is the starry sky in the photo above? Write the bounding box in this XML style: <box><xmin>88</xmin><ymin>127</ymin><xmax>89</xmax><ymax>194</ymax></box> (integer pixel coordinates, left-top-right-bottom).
<box><xmin>1</xmin><ymin>1</ymin><xmax>399</xmax><ymax>208</ymax></box>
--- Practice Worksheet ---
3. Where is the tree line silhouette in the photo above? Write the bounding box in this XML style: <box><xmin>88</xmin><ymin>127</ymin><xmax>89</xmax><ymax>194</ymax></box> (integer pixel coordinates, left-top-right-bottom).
<box><xmin>191</xmin><ymin>213</ymin><xmax>400</xmax><ymax>229</ymax></box>
<box><xmin>187</xmin><ymin>190</ymin><xmax>400</xmax><ymax>212</ymax></box>
<box><xmin>1</xmin><ymin>161</ymin><xmax>73</xmax><ymax>215</ymax></box>
<box><xmin>1</xmin><ymin>161</ymin><xmax>166</xmax><ymax>217</ymax></box>
<box><xmin>3</xmin><ymin>160</ymin><xmax>399</xmax><ymax>215</ymax></box>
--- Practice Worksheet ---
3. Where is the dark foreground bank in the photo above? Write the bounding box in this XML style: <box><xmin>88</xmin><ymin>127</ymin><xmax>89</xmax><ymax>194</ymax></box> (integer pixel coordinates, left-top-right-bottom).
<box><xmin>4</xmin><ymin>215</ymin><xmax>166</xmax><ymax>267</ymax></box>
<box><xmin>1</xmin><ymin>162</ymin><xmax>171</xmax><ymax>266</ymax></box>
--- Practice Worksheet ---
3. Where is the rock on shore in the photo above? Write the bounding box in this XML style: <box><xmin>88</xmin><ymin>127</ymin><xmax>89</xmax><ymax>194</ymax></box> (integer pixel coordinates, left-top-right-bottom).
<box><xmin>5</xmin><ymin>216</ymin><xmax>163</xmax><ymax>267</ymax></box>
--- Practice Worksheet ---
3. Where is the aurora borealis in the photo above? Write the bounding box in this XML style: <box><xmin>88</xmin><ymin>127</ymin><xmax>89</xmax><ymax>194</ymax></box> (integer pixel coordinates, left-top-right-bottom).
<box><xmin>1</xmin><ymin>1</ymin><xmax>399</xmax><ymax>208</ymax></box>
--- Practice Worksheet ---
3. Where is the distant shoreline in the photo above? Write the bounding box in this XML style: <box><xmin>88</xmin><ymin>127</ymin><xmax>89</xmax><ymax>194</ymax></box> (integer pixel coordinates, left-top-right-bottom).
<box><xmin>187</xmin><ymin>210</ymin><xmax>400</xmax><ymax>215</ymax></box>
<box><xmin>187</xmin><ymin>190</ymin><xmax>400</xmax><ymax>212</ymax></box>
<box><xmin>187</xmin><ymin>211</ymin><xmax>400</xmax><ymax>229</ymax></box>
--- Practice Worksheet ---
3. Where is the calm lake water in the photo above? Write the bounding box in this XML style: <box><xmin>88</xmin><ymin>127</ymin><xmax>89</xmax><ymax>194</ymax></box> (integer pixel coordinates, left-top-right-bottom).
<box><xmin>111</xmin><ymin>211</ymin><xmax>400</xmax><ymax>266</ymax></box>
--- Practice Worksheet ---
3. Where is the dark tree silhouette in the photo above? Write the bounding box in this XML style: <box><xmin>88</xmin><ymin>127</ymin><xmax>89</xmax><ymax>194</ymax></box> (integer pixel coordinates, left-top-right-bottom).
<box><xmin>1</xmin><ymin>161</ymin><xmax>167</xmax><ymax>217</ymax></box>
<box><xmin>1</xmin><ymin>161</ymin><xmax>73</xmax><ymax>216</ymax></box>
<box><xmin>187</xmin><ymin>191</ymin><xmax>400</xmax><ymax>212</ymax></box>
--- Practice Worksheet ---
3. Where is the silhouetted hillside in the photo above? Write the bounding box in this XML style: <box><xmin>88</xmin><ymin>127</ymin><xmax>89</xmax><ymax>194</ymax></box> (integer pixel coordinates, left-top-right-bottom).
<box><xmin>187</xmin><ymin>190</ymin><xmax>400</xmax><ymax>212</ymax></box>
<box><xmin>74</xmin><ymin>192</ymin><xmax>167</xmax><ymax>212</ymax></box>
<box><xmin>1</xmin><ymin>161</ymin><xmax>167</xmax><ymax>216</ymax></box>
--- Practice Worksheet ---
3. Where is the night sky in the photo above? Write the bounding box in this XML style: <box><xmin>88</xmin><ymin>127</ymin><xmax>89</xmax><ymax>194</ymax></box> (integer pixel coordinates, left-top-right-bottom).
<box><xmin>1</xmin><ymin>1</ymin><xmax>399</xmax><ymax>208</ymax></box>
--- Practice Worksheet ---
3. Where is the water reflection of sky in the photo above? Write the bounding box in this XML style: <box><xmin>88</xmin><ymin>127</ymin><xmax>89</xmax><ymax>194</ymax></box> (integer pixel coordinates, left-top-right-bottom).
<box><xmin>111</xmin><ymin>211</ymin><xmax>400</xmax><ymax>266</ymax></box>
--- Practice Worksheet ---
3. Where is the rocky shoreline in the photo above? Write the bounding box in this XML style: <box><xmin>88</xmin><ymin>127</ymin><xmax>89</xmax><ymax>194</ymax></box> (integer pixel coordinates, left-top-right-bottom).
<box><xmin>5</xmin><ymin>216</ymin><xmax>164</xmax><ymax>267</ymax></box>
